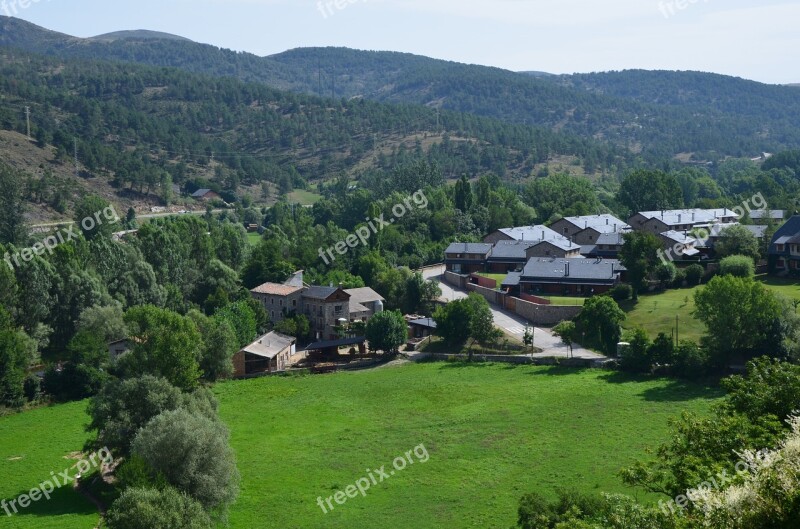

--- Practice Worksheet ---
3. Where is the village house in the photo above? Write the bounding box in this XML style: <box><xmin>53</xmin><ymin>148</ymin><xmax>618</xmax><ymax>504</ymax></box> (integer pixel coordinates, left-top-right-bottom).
<box><xmin>768</xmin><ymin>216</ymin><xmax>800</xmax><ymax>274</ymax></box>
<box><xmin>629</xmin><ymin>209</ymin><xmax>739</xmax><ymax>235</ymax></box>
<box><xmin>232</xmin><ymin>331</ymin><xmax>303</xmax><ymax>377</ymax></box>
<box><xmin>659</xmin><ymin>230</ymin><xmax>700</xmax><ymax>259</ymax></box>
<box><xmin>749</xmin><ymin>209</ymin><xmax>786</xmax><ymax>225</ymax></box>
<box><xmin>483</xmin><ymin>225</ymin><xmax>563</xmax><ymax>245</ymax></box>
<box><xmin>190</xmin><ymin>188</ymin><xmax>222</xmax><ymax>201</ymax></box>
<box><xmin>517</xmin><ymin>257</ymin><xmax>625</xmax><ymax>296</ymax></box>
<box><xmin>444</xmin><ymin>242</ymin><xmax>493</xmax><ymax>274</ymax></box>
<box><xmin>250</xmin><ymin>272</ymin><xmax>385</xmax><ymax>341</ymax></box>
<box><xmin>549</xmin><ymin>214</ymin><xmax>630</xmax><ymax>244</ymax></box>
<box><xmin>580</xmin><ymin>232</ymin><xmax>626</xmax><ymax>259</ymax></box>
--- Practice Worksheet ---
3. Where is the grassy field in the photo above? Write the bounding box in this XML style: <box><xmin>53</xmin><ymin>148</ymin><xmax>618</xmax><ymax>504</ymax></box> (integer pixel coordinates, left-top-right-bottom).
<box><xmin>214</xmin><ymin>363</ymin><xmax>721</xmax><ymax>529</ymax></box>
<box><xmin>621</xmin><ymin>287</ymin><xmax>704</xmax><ymax>342</ymax></box>
<box><xmin>287</xmin><ymin>189</ymin><xmax>323</xmax><ymax>205</ymax></box>
<box><xmin>0</xmin><ymin>364</ymin><xmax>722</xmax><ymax>529</ymax></box>
<box><xmin>247</xmin><ymin>231</ymin><xmax>262</xmax><ymax>246</ymax></box>
<box><xmin>0</xmin><ymin>402</ymin><xmax>98</xmax><ymax>529</ymax></box>
<box><xmin>621</xmin><ymin>276</ymin><xmax>800</xmax><ymax>342</ymax></box>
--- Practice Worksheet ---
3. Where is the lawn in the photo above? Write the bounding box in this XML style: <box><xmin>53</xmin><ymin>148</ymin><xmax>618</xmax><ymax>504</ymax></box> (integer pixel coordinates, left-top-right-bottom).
<box><xmin>214</xmin><ymin>362</ymin><xmax>721</xmax><ymax>528</ymax></box>
<box><xmin>247</xmin><ymin>231</ymin><xmax>262</xmax><ymax>246</ymax></box>
<box><xmin>621</xmin><ymin>287</ymin><xmax>704</xmax><ymax>342</ymax></box>
<box><xmin>476</xmin><ymin>273</ymin><xmax>507</xmax><ymax>285</ymax></box>
<box><xmin>0</xmin><ymin>364</ymin><xmax>722</xmax><ymax>529</ymax></box>
<box><xmin>539</xmin><ymin>295</ymin><xmax>586</xmax><ymax>306</ymax></box>
<box><xmin>621</xmin><ymin>276</ymin><xmax>800</xmax><ymax>343</ymax></box>
<box><xmin>287</xmin><ymin>189</ymin><xmax>323</xmax><ymax>205</ymax></box>
<box><xmin>0</xmin><ymin>402</ymin><xmax>98</xmax><ymax>529</ymax></box>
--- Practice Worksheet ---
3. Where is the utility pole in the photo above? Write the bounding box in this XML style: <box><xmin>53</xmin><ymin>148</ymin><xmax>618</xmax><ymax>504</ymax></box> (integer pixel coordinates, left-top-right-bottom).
<box><xmin>318</xmin><ymin>60</ymin><xmax>322</xmax><ymax>98</ymax></box>
<box><xmin>331</xmin><ymin>65</ymin><xmax>335</xmax><ymax>99</ymax></box>
<box><xmin>74</xmin><ymin>138</ymin><xmax>79</xmax><ymax>177</ymax></box>
<box><xmin>25</xmin><ymin>106</ymin><xmax>31</xmax><ymax>140</ymax></box>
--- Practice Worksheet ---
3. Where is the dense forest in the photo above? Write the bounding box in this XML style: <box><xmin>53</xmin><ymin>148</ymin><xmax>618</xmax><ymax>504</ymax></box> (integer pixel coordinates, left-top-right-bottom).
<box><xmin>0</xmin><ymin>47</ymin><xmax>627</xmax><ymax>212</ymax></box>
<box><xmin>3</xmin><ymin>16</ymin><xmax>800</xmax><ymax>160</ymax></box>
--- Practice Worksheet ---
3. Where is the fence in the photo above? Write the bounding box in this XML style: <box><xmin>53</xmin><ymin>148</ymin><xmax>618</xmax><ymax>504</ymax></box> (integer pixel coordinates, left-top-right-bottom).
<box><xmin>452</xmin><ymin>276</ymin><xmax>582</xmax><ymax>326</ymax></box>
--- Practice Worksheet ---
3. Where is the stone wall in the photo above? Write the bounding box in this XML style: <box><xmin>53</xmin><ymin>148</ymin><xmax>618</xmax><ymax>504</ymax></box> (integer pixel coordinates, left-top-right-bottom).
<box><xmin>511</xmin><ymin>298</ymin><xmax>581</xmax><ymax>326</ymax></box>
<box><xmin>444</xmin><ymin>271</ymin><xmax>469</xmax><ymax>289</ymax></box>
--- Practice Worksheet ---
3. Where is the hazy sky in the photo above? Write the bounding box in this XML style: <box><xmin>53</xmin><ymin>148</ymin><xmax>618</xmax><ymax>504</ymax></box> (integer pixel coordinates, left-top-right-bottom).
<box><xmin>4</xmin><ymin>0</ymin><xmax>799</xmax><ymax>84</ymax></box>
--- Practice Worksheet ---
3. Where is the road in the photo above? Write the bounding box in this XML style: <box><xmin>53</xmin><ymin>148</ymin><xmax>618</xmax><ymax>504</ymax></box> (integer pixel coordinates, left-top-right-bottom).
<box><xmin>422</xmin><ymin>265</ymin><xmax>606</xmax><ymax>360</ymax></box>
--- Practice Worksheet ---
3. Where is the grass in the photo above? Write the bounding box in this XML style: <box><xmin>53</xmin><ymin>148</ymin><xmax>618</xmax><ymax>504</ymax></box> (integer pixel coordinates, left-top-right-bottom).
<box><xmin>621</xmin><ymin>287</ymin><xmax>704</xmax><ymax>342</ymax></box>
<box><xmin>0</xmin><ymin>364</ymin><xmax>722</xmax><ymax>529</ymax></box>
<box><xmin>539</xmin><ymin>295</ymin><xmax>586</xmax><ymax>306</ymax></box>
<box><xmin>287</xmin><ymin>189</ymin><xmax>323</xmax><ymax>205</ymax></box>
<box><xmin>213</xmin><ymin>362</ymin><xmax>721</xmax><ymax>528</ymax></box>
<box><xmin>247</xmin><ymin>232</ymin><xmax>262</xmax><ymax>246</ymax></box>
<box><xmin>621</xmin><ymin>275</ymin><xmax>800</xmax><ymax>342</ymax></box>
<box><xmin>476</xmin><ymin>273</ymin><xmax>507</xmax><ymax>285</ymax></box>
<box><xmin>0</xmin><ymin>402</ymin><xmax>99</xmax><ymax>529</ymax></box>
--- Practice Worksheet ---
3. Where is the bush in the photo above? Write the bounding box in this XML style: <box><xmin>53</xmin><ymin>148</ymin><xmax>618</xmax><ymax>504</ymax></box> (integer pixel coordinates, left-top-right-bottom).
<box><xmin>611</xmin><ymin>284</ymin><xmax>633</xmax><ymax>302</ymax></box>
<box><xmin>106</xmin><ymin>486</ymin><xmax>211</xmax><ymax>529</ymax></box>
<box><xmin>685</xmin><ymin>264</ymin><xmax>705</xmax><ymax>286</ymax></box>
<box><xmin>23</xmin><ymin>375</ymin><xmax>40</xmax><ymax>402</ymax></box>
<box><xmin>42</xmin><ymin>363</ymin><xmax>108</xmax><ymax>402</ymax></box>
<box><xmin>671</xmin><ymin>268</ymin><xmax>686</xmax><ymax>289</ymax></box>
<box><xmin>618</xmin><ymin>329</ymin><xmax>652</xmax><ymax>374</ymax></box>
<box><xmin>671</xmin><ymin>342</ymin><xmax>711</xmax><ymax>380</ymax></box>
<box><xmin>132</xmin><ymin>409</ymin><xmax>240</xmax><ymax>512</ymax></box>
<box><xmin>719</xmin><ymin>255</ymin><xmax>755</xmax><ymax>278</ymax></box>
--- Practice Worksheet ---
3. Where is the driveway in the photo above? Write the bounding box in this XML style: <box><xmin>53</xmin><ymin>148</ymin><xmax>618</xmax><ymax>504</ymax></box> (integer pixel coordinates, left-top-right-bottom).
<box><xmin>422</xmin><ymin>265</ymin><xmax>606</xmax><ymax>360</ymax></box>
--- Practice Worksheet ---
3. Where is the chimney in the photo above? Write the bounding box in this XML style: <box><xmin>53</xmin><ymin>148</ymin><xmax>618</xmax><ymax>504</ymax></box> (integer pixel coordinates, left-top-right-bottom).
<box><xmin>606</xmin><ymin>218</ymin><xmax>609</xmax><ymax>225</ymax></box>
<box><xmin>565</xmin><ymin>261</ymin><xmax>570</xmax><ymax>277</ymax></box>
<box><xmin>692</xmin><ymin>212</ymin><xmax>695</xmax><ymax>221</ymax></box>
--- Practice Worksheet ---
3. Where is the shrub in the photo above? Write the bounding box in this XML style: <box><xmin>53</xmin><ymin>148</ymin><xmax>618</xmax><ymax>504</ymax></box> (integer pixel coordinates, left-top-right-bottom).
<box><xmin>132</xmin><ymin>409</ymin><xmax>240</xmax><ymax>513</ymax></box>
<box><xmin>671</xmin><ymin>341</ymin><xmax>711</xmax><ymax>380</ymax></box>
<box><xmin>671</xmin><ymin>268</ymin><xmax>686</xmax><ymax>289</ymax></box>
<box><xmin>611</xmin><ymin>284</ymin><xmax>633</xmax><ymax>302</ymax></box>
<box><xmin>618</xmin><ymin>329</ymin><xmax>652</xmax><ymax>374</ymax></box>
<box><xmin>685</xmin><ymin>264</ymin><xmax>705</xmax><ymax>286</ymax></box>
<box><xmin>106</xmin><ymin>486</ymin><xmax>211</xmax><ymax>529</ymax></box>
<box><xmin>719</xmin><ymin>255</ymin><xmax>755</xmax><ymax>278</ymax></box>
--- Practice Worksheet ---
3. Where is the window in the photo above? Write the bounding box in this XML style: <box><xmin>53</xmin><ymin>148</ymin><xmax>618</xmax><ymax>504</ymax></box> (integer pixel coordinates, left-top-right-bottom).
<box><xmin>293</xmin><ymin>300</ymin><xmax>297</xmax><ymax>308</ymax></box>
<box><xmin>335</xmin><ymin>305</ymin><xmax>343</xmax><ymax>315</ymax></box>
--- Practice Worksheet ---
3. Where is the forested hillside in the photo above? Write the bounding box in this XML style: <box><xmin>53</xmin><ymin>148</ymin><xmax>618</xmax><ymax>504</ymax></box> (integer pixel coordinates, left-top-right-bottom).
<box><xmin>3</xmin><ymin>16</ymin><xmax>800</xmax><ymax>160</ymax></box>
<box><xmin>0</xmin><ymin>47</ymin><xmax>624</xmax><ymax>219</ymax></box>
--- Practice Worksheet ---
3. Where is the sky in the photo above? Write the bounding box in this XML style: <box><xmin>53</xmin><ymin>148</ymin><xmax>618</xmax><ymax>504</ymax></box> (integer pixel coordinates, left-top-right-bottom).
<box><xmin>3</xmin><ymin>0</ymin><xmax>799</xmax><ymax>84</ymax></box>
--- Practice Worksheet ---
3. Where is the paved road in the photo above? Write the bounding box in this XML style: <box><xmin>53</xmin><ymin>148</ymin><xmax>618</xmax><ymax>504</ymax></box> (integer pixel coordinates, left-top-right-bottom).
<box><xmin>423</xmin><ymin>265</ymin><xmax>606</xmax><ymax>360</ymax></box>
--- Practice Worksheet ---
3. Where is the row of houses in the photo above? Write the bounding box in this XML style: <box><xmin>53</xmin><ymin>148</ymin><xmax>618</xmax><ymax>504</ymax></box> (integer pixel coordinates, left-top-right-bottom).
<box><xmin>446</xmin><ymin>209</ymin><xmax>790</xmax><ymax>294</ymax></box>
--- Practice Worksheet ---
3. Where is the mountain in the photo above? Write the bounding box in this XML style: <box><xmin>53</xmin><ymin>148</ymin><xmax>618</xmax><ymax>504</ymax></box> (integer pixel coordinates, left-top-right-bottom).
<box><xmin>0</xmin><ymin>47</ymin><xmax>626</xmax><ymax>222</ymax></box>
<box><xmin>3</xmin><ymin>16</ymin><xmax>800</xmax><ymax>161</ymax></box>
<box><xmin>90</xmin><ymin>30</ymin><xmax>193</xmax><ymax>42</ymax></box>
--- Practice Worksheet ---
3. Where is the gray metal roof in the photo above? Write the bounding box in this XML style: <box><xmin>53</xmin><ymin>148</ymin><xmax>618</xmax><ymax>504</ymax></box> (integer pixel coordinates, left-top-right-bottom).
<box><xmin>639</xmin><ymin>209</ymin><xmax>737</xmax><ymax>226</ymax></box>
<box><xmin>487</xmin><ymin>241</ymin><xmax>536</xmax><ymax>260</ymax></box>
<box><xmin>595</xmin><ymin>233</ymin><xmax>626</xmax><ymax>246</ymax></box>
<box><xmin>445</xmin><ymin>242</ymin><xmax>493</xmax><ymax>255</ymax></box>
<box><xmin>749</xmin><ymin>210</ymin><xmax>786</xmax><ymax>220</ymax></box>
<box><xmin>560</xmin><ymin>214</ymin><xmax>630</xmax><ymax>233</ymax></box>
<box><xmin>521</xmin><ymin>258</ymin><xmax>625</xmax><ymax>282</ymax></box>
<box><xmin>502</xmin><ymin>271</ymin><xmax>522</xmax><ymax>287</ymax></box>
<box><xmin>660</xmin><ymin>230</ymin><xmax>696</xmax><ymax>244</ymax></box>
<box><xmin>497</xmin><ymin>225</ymin><xmax>561</xmax><ymax>242</ymax></box>
<box><xmin>303</xmin><ymin>286</ymin><xmax>341</xmax><ymax>300</ymax></box>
